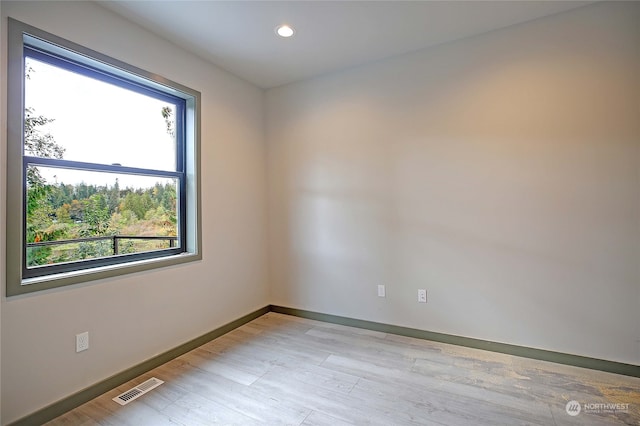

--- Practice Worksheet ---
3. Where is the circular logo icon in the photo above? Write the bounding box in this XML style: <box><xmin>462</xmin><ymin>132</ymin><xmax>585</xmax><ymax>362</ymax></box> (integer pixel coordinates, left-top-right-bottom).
<box><xmin>566</xmin><ymin>400</ymin><xmax>581</xmax><ymax>416</ymax></box>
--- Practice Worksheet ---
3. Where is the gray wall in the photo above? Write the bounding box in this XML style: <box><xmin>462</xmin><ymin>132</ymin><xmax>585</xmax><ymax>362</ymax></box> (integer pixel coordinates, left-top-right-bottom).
<box><xmin>0</xmin><ymin>2</ymin><xmax>269</xmax><ymax>424</ymax></box>
<box><xmin>0</xmin><ymin>0</ymin><xmax>4</xmax><ymax>420</ymax></box>
<box><xmin>266</xmin><ymin>2</ymin><xmax>640</xmax><ymax>366</ymax></box>
<box><xmin>2</xmin><ymin>1</ymin><xmax>639</xmax><ymax>424</ymax></box>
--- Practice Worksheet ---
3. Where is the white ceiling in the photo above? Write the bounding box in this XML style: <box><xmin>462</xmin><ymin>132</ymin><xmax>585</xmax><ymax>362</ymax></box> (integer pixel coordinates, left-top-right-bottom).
<box><xmin>98</xmin><ymin>1</ymin><xmax>593</xmax><ymax>89</ymax></box>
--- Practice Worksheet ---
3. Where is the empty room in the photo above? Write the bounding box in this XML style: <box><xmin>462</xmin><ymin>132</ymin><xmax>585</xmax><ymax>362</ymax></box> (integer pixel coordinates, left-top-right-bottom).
<box><xmin>1</xmin><ymin>1</ymin><xmax>639</xmax><ymax>425</ymax></box>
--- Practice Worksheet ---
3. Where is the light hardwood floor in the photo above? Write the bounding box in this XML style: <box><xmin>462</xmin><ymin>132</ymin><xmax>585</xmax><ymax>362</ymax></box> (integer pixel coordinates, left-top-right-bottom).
<box><xmin>47</xmin><ymin>312</ymin><xmax>640</xmax><ymax>425</ymax></box>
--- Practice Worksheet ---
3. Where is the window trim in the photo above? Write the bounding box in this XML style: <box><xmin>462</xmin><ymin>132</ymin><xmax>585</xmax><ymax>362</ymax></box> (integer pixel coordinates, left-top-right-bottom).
<box><xmin>6</xmin><ymin>18</ymin><xmax>202</xmax><ymax>296</ymax></box>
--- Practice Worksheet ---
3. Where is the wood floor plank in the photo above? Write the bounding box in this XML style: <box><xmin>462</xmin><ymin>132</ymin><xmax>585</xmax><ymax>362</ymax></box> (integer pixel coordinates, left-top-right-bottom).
<box><xmin>75</xmin><ymin>396</ymin><xmax>179</xmax><ymax>426</ymax></box>
<box><xmin>300</xmin><ymin>410</ymin><xmax>356</xmax><ymax>426</ymax></box>
<box><xmin>160</xmin><ymin>392</ymin><xmax>262</xmax><ymax>426</ymax></box>
<box><xmin>155</xmin><ymin>358</ymin><xmax>312</xmax><ymax>424</ymax></box>
<box><xmin>252</xmin><ymin>367</ymin><xmax>436</xmax><ymax>425</ymax></box>
<box><xmin>185</xmin><ymin>348</ymin><xmax>262</xmax><ymax>386</ymax></box>
<box><xmin>47</xmin><ymin>312</ymin><xmax>640</xmax><ymax>425</ymax></box>
<box><xmin>43</xmin><ymin>409</ymin><xmax>100</xmax><ymax>426</ymax></box>
<box><xmin>350</xmin><ymin>376</ymin><xmax>552</xmax><ymax>426</ymax></box>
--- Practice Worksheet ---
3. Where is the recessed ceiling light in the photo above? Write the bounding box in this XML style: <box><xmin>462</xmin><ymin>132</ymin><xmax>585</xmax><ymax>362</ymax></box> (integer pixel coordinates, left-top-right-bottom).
<box><xmin>276</xmin><ymin>24</ymin><xmax>295</xmax><ymax>38</ymax></box>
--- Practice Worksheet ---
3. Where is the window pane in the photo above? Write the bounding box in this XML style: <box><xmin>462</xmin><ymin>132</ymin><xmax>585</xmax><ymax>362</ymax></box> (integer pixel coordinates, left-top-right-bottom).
<box><xmin>26</xmin><ymin>166</ymin><xmax>179</xmax><ymax>268</ymax></box>
<box><xmin>24</xmin><ymin>57</ymin><xmax>178</xmax><ymax>171</ymax></box>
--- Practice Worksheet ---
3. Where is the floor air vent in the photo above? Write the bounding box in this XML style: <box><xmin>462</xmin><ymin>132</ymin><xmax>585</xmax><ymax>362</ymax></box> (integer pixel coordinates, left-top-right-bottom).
<box><xmin>112</xmin><ymin>377</ymin><xmax>164</xmax><ymax>406</ymax></box>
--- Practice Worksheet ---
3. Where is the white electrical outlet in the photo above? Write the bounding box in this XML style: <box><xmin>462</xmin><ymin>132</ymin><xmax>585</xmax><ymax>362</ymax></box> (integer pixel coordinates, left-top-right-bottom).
<box><xmin>76</xmin><ymin>331</ymin><xmax>89</xmax><ymax>352</ymax></box>
<box><xmin>418</xmin><ymin>289</ymin><xmax>427</xmax><ymax>303</ymax></box>
<box><xmin>377</xmin><ymin>285</ymin><xmax>386</xmax><ymax>297</ymax></box>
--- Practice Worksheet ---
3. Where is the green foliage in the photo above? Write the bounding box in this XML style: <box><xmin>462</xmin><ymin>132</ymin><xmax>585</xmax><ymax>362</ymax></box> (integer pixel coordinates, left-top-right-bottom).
<box><xmin>25</xmin><ymin>76</ymin><xmax>180</xmax><ymax>266</ymax></box>
<box><xmin>77</xmin><ymin>240</ymin><xmax>112</xmax><ymax>260</ymax></box>
<box><xmin>24</xmin><ymin>107</ymin><xmax>65</xmax><ymax>213</ymax></box>
<box><xmin>55</xmin><ymin>204</ymin><xmax>72</xmax><ymax>224</ymax></box>
<box><xmin>68</xmin><ymin>199</ymin><xmax>85</xmax><ymax>221</ymax></box>
<box><xmin>83</xmin><ymin>194</ymin><xmax>110</xmax><ymax>235</ymax></box>
<box><xmin>26</xmin><ymin>215</ymin><xmax>69</xmax><ymax>267</ymax></box>
<box><xmin>161</xmin><ymin>106</ymin><xmax>175</xmax><ymax>138</ymax></box>
<box><xmin>120</xmin><ymin>191</ymin><xmax>155</xmax><ymax>220</ymax></box>
<box><xmin>107</xmin><ymin>179</ymin><xmax>120</xmax><ymax>213</ymax></box>
<box><xmin>26</xmin><ymin>171</ymin><xmax>52</xmax><ymax>219</ymax></box>
<box><xmin>24</xmin><ymin>66</ymin><xmax>67</xmax><ymax>266</ymax></box>
<box><xmin>24</xmin><ymin>107</ymin><xmax>64</xmax><ymax>159</ymax></box>
<box><xmin>27</xmin><ymin>180</ymin><xmax>179</xmax><ymax>266</ymax></box>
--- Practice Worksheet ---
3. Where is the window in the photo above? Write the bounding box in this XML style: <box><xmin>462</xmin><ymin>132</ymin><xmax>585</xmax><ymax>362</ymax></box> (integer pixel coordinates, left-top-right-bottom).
<box><xmin>6</xmin><ymin>19</ymin><xmax>201</xmax><ymax>296</ymax></box>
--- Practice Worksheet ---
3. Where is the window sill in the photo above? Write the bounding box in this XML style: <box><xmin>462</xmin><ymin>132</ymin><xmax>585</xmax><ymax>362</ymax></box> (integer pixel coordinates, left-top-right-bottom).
<box><xmin>11</xmin><ymin>252</ymin><xmax>201</xmax><ymax>297</ymax></box>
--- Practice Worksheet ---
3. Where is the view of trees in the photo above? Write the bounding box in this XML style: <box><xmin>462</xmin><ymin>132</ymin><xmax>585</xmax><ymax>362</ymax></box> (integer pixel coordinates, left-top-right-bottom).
<box><xmin>27</xmin><ymin>177</ymin><xmax>178</xmax><ymax>267</ymax></box>
<box><xmin>25</xmin><ymin>67</ymin><xmax>178</xmax><ymax>268</ymax></box>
